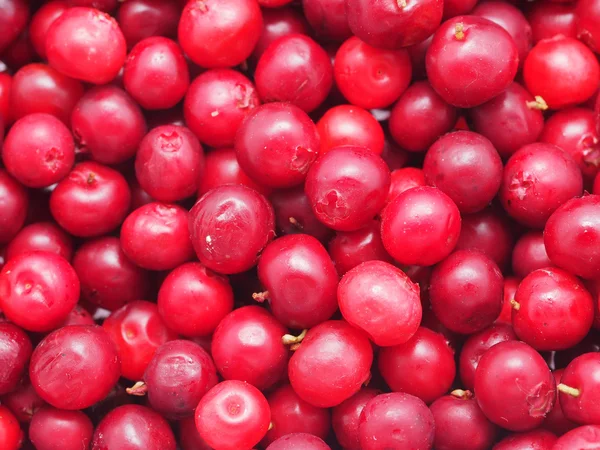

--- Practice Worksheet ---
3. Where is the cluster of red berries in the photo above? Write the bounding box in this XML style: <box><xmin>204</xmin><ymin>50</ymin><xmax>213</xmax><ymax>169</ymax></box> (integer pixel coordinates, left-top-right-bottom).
<box><xmin>0</xmin><ymin>0</ymin><xmax>600</xmax><ymax>449</ymax></box>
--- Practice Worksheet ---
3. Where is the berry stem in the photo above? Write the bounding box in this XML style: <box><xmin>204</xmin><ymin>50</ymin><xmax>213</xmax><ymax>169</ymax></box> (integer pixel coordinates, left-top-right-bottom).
<box><xmin>126</xmin><ymin>381</ymin><xmax>148</xmax><ymax>396</ymax></box>
<box><xmin>510</xmin><ymin>299</ymin><xmax>520</xmax><ymax>311</ymax></box>
<box><xmin>397</xmin><ymin>0</ymin><xmax>407</xmax><ymax>7</ymax></box>
<box><xmin>454</xmin><ymin>23</ymin><xmax>465</xmax><ymax>40</ymax></box>
<box><xmin>526</xmin><ymin>96</ymin><xmax>549</xmax><ymax>111</ymax></box>
<box><xmin>252</xmin><ymin>291</ymin><xmax>270</xmax><ymax>303</ymax></box>
<box><xmin>557</xmin><ymin>383</ymin><xmax>581</xmax><ymax>397</ymax></box>
<box><xmin>282</xmin><ymin>329</ymin><xmax>307</xmax><ymax>350</ymax></box>
<box><xmin>450</xmin><ymin>389</ymin><xmax>473</xmax><ymax>400</ymax></box>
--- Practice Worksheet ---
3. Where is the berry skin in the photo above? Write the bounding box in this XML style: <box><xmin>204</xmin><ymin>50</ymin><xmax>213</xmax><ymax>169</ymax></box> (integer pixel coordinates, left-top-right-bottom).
<box><xmin>0</xmin><ymin>170</ymin><xmax>28</xmax><ymax>245</ymax></box>
<box><xmin>332</xmin><ymin>389</ymin><xmax>379</xmax><ymax>450</ymax></box>
<box><xmin>289</xmin><ymin>321</ymin><xmax>373</xmax><ymax>408</ymax></box>
<box><xmin>195</xmin><ymin>380</ymin><xmax>271</xmax><ymax>450</ymax></box>
<box><xmin>553</xmin><ymin>426</ymin><xmax>600</xmax><ymax>450</ymax></box>
<box><xmin>0</xmin><ymin>322</ymin><xmax>32</xmax><ymax>395</ymax></box>
<box><xmin>426</xmin><ymin>16</ymin><xmax>519</xmax><ymax>108</ymax></box>
<box><xmin>46</xmin><ymin>7</ymin><xmax>126</xmax><ymax>84</ymax></box>
<box><xmin>493</xmin><ymin>429</ymin><xmax>558</xmax><ymax>449</ymax></box>
<box><xmin>6</xmin><ymin>222</ymin><xmax>73</xmax><ymax>263</ymax></box>
<box><xmin>474</xmin><ymin>341</ymin><xmax>555</xmax><ymax>431</ymax></box>
<box><xmin>0</xmin><ymin>252</ymin><xmax>79</xmax><ymax>332</ymax></box>
<box><xmin>523</xmin><ymin>36</ymin><xmax>600</xmax><ymax>110</ymax></box>
<box><xmin>302</xmin><ymin>0</ymin><xmax>351</xmax><ymax>42</ymax></box>
<box><xmin>266</xmin><ymin>434</ymin><xmax>331</xmax><ymax>450</ymax></box>
<box><xmin>512</xmin><ymin>231</ymin><xmax>553</xmax><ymax>278</ymax></box>
<box><xmin>0</xmin><ymin>0</ymin><xmax>29</xmax><ymax>55</ymax></box>
<box><xmin>338</xmin><ymin>261</ymin><xmax>421</xmax><ymax>347</ymax></box>
<box><xmin>544</xmin><ymin>195</ymin><xmax>600</xmax><ymax>279</ymax></box>
<box><xmin>0</xmin><ymin>405</ymin><xmax>23</xmax><ymax>450</ymax></box>
<box><xmin>117</xmin><ymin>0</ymin><xmax>181</xmax><ymax>48</ymax></box>
<box><xmin>29</xmin><ymin>2</ymin><xmax>69</xmax><ymax>59</ymax></box>
<box><xmin>189</xmin><ymin>185</ymin><xmax>275</xmax><ymax>274</ymax></box>
<box><xmin>30</xmin><ymin>325</ymin><xmax>121</xmax><ymax>410</ymax></box>
<box><xmin>381</xmin><ymin>186</ymin><xmax>461</xmax><ymax>266</ymax></box>
<box><xmin>557</xmin><ymin>353</ymin><xmax>600</xmax><ymax>425</ymax></box>
<box><xmin>305</xmin><ymin>146</ymin><xmax>390</xmax><ymax>232</ymax></box>
<box><xmin>29</xmin><ymin>407</ymin><xmax>94</xmax><ymax>450</ymax></box>
<box><xmin>256</xmin><ymin>234</ymin><xmax>338</xmax><ymax>329</ymax></box>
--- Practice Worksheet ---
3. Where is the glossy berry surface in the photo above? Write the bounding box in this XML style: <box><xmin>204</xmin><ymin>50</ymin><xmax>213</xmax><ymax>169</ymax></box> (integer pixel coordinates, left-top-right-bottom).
<box><xmin>0</xmin><ymin>171</ymin><xmax>28</xmax><ymax>245</ymax></box>
<box><xmin>0</xmin><ymin>322</ymin><xmax>32</xmax><ymax>395</ymax></box>
<box><xmin>557</xmin><ymin>353</ymin><xmax>600</xmax><ymax>425</ymax></box>
<box><xmin>29</xmin><ymin>407</ymin><xmax>93</xmax><ymax>450</ymax></box>
<box><xmin>0</xmin><ymin>405</ymin><xmax>23</xmax><ymax>450</ymax></box>
<box><xmin>332</xmin><ymin>389</ymin><xmax>379</xmax><ymax>450</ymax></box>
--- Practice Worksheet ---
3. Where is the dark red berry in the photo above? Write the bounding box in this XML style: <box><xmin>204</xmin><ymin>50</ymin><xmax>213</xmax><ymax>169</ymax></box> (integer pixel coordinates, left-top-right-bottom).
<box><xmin>29</xmin><ymin>407</ymin><xmax>93</xmax><ymax>450</ymax></box>
<box><xmin>0</xmin><ymin>322</ymin><xmax>32</xmax><ymax>395</ymax></box>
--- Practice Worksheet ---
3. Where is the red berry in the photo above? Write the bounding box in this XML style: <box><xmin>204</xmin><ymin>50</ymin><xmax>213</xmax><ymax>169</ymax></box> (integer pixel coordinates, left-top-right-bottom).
<box><xmin>121</xmin><ymin>202</ymin><xmax>194</xmax><ymax>271</ymax></box>
<box><xmin>289</xmin><ymin>321</ymin><xmax>373</xmax><ymax>408</ymax></box>
<box><xmin>29</xmin><ymin>407</ymin><xmax>93</xmax><ymax>450</ymax></box>
<box><xmin>523</xmin><ymin>36</ymin><xmax>600</xmax><ymax>109</ymax></box>
<box><xmin>544</xmin><ymin>195</ymin><xmax>600</xmax><ymax>279</ymax></box>
<box><xmin>267</xmin><ymin>433</ymin><xmax>331</xmax><ymax>450</ymax></box>
<box><xmin>103</xmin><ymin>300</ymin><xmax>177</xmax><ymax>381</ymax></box>
<box><xmin>500</xmin><ymin>143</ymin><xmax>583</xmax><ymax>228</ymax></box>
<box><xmin>493</xmin><ymin>429</ymin><xmax>558</xmax><ymax>449</ymax></box>
<box><xmin>389</xmin><ymin>80</ymin><xmax>457</xmax><ymax>153</ymax></box>
<box><xmin>334</xmin><ymin>36</ymin><xmax>412</xmax><ymax>109</ymax></box>
<box><xmin>0</xmin><ymin>73</ymin><xmax>11</xmax><ymax>122</ymax></box>
<box><xmin>0</xmin><ymin>252</ymin><xmax>79</xmax><ymax>332</ymax></box>
<box><xmin>29</xmin><ymin>1</ymin><xmax>68</xmax><ymax>59</ymax></box>
<box><xmin>117</xmin><ymin>0</ymin><xmax>181</xmax><ymax>48</ymax></box>
<box><xmin>346</xmin><ymin>0</ymin><xmax>443</xmax><ymax>49</ymax></box>
<box><xmin>46</xmin><ymin>7</ymin><xmax>126</xmax><ymax>84</ymax></box>
<box><xmin>386</xmin><ymin>167</ymin><xmax>427</xmax><ymax>205</ymax></box>
<box><xmin>236</xmin><ymin>103</ymin><xmax>320</xmax><ymax>188</ymax></box>
<box><xmin>430</xmin><ymin>390</ymin><xmax>498</xmax><ymax>450</ymax></box>
<box><xmin>195</xmin><ymin>380</ymin><xmax>270</xmax><ymax>450</ymax></box>
<box><xmin>558</xmin><ymin>353</ymin><xmax>600</xmax><ymax>424</ymax></box>
<box><xmin>305</xmin><ymin>146</ymin><xmax>390</xmax><ymax>232</ymax></box>
<box><xmin>512</xmin><ymin>231</ymin><xmax>553</xmax><ymax>278</ymax></box>
<box><xmin>123</xmin><ymin>37</ymin><xmax>190</xmax><ymax>110</ymax></box>
<box><xmin>158</xmin><ymin>262</ymin><xmax>233</xmax><ymax>338</ymax></box>
<box><xmin>189</xmin><ymin>185</ymin><xmax>275</xmax><ymax>274</ymax></box>
<box><xmin>381</xmin><ymin>186</ymin><xmax>461</xmax><ymax>266</ymax></box>
<box><xmin>543</xmin><ymin>369</ymin><xmax>578</xmax><ymax>436</ymax></box>
<box><xmin>179</xmin><ymin>417</ymin><xmax>211</xmax><ymax>450</ymax></box>
<box><xmin>575</xmin><ymin>0</ymin><xmax>600</xmax><ymax>53</ymax></box>
<box><xmin>358</xmin><ymin>393</ymin><xmax>435</xmax><ymax>450</ymax></box>
<box><xmin>30</xmin><ymin>325</ymin><xmax>121</xmax><ymax>410</ymax></box>
<box><xmin>497</xmin><ymin>277</ymin><xmax>519</xmax><ymax>326</ymax></box>
<box><xmin>302</xmin><ymin>0</ymin><xmax>351</xmax><ymax>42</ymax></box>
<box><xmin>0</xmin><ymin>170</ymin><xmax>28</xmax><ymax>245</ymax></box>
<box><xmin>211</xmin><ymin>306</ymin><xmax>288</xmax><ymax>390</ymax></box>
<box><xmin>92</xmin><ymin>404</ymin><xmax>176</xmax><ymax>450</ymax></box>
<box><xmin>528</xmin><ymin>2</ymin><xmax>577</xmax><ymax>44</ymax></box>
<box><xmin>256</xmin><ymin>234</ymin><xmax>338</xmax><ymax>329</ymax></box>
<box><xmin>0</xmin><ymin>322</ymin><xmax>32</xmax><ymax>395</ymax></box>
<box><xmin>427</xmin><ymin>16</ymin><xmax>519</xmax><ymax>108</ymax></box>
<box><xmin>339</xmin><ymin>261</ymin><xmax>421</xmax><ymax>346</ymax></box>
<box><xmin>3</xmin><ymin>113</ymin><xmax>75</xmax><ymax>188</ymax></box>
<box><xmin>0</xmin><ymin>0</ymin><xmax>29</xmax><ymax>55</ymax></box>
<box><xmin>252</xmin><ymin>7</ymin><xmax>309</xmax><ymax>61</ymax></box>
<box><xmin>332</xmin><ymin>389</ymin><xmax>379</xmax><ymax>450</ymax></box>
<box><xmin>553</xmin><ymin>426</ymin><xmax>600</xmax><ymax>450</ymax></box>
<box><xmin>0</xmin><ymin>405</ymin><xmax>23</xmax><ymax>450</ymax></box>
<box><xmin>474</xmin><ymin>341</ymin><xmax>555</xmax><ymax>431</ymax></box>
<box><xmin>1</xmin><ymin>379</ymin><xmax>46</xmax><ymax>423</ymax></box>
<box><xmin>6</xmin><ymin>222</ymin><xmax>72</xmax><ymax>263</ymax></box>
<box><xmin>178</xmin><ymin>0</ymin><xmax>263</xmax><ymax>69</ymax></box>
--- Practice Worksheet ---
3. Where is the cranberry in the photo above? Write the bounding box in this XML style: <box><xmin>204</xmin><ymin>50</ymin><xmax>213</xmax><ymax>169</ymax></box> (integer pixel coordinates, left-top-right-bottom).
<box><xmin>63</xmin><ymin>305</ymin><xmax>94</xmax><ymax>326</ymax></box>
<box><xmin>302</xmin><ymin>0</ymin><xmax>351</xmax><ymax>42</ymax></box>
<box><xmin>443</xmin><ymin>0</ymin><xmax>477</xmax><ymax>18</ymax></box>
<box><xmin>0</xmin><ymin>0</ymin><xmax>29</xmax><ymax>55</ymax></box>
<box><xmin>73</xmin><ymin>237</ymin><xmax>149</xmax><ymax>311</ymax></box>
<box><xmin>158</xmin><ymin>262</ymin><xmax>233</xmax><ymax>338</ymax></box>
<box><xmin>236</xmin><ymin>103</ymin><xmax>320</xmax><ymax>188</ymax></box>
<box><xmin>269</xmin><ymin>187</ymin><xmax>332</xmax><ymax>242</ymax></box>
<box><xmin>3</xmin><ymin>113</ymin><xmax>75</xmax><ymax>188</ymax></box>
<box><xmin>256</xmin><ymin>234</ymin><xmax>338</xmax><ymax>329</ymax></box>
<box><xmin>427</xmin><ymin>16</ymin><xmax>519</xmax><ymax>108</ymax></box>
<box><xmin>474</xmin><ymin>341</ymin><xmax>555</xmax><ymax>430</ymax></box>
<box><xmin>179</xmin><ymin>417</ymin><xmax>211</xmax><ymax>450</ymax></box>
<box><xmin>470</xmin><ymin>82</ymin><xmax>546</xmax><ymax>159</ymax></box>
<box><xmin>1</xmin><ymin>379</ymin><xmax>46</xmax><ymax>423</ymax></box>
<box><xmin>29</xmin><ymin>1</ymin><xmax>68</xmax><ymax>59</ymax></box>
<box><xmin>211</xmin><ymin>306</ymin><xmax>288</xmax><ymax>390</ymax></box>
<box><xmin>430</xmin><ymin>390</ymin><xmax>498</xmax><ymax>450</ymax></box>
<box><xmin>253</xmin><ymin>8</ymin><xmax>309</xmax><ymax>61</ymax></box>
<box><xmin>178</xmin><ymin>0</ymin><xmax>263</xmax><ymax>69</ymax></box>
<box><xmin>123</xmin><ymin>37</ymin><xmax>189</xmax><ymax>110</ymax></box>
<box><xmin>305</xmin><ymin>146</ymin><xmax>390</xmax><ymax>231</ymax></box>
<box><xmin>184</xmin><ymin>69</ymin><xmax>260</xmax><ymax>149</ymax></box>
<box><xmin>528</xmin><ymin>2</ymin><xmax>577</xmax><ymax>44</ymax></box>
<box><xmin>289</xmin><ymin>321</ymin><xmax>373</xmax><ymax>408</ymax></box>
<box><xmin>512</xmin><ymin>231</ymin><xmax>553</xmax><ymax>278</ymax></box>
<box><xmin>117</xmin><ymin>0</ymin><xmax>181</xmax><ymax>48</ymax></box>
<box><xmin>0</xmin><ymin>170</ymin><xmax>28</xmax><ymax>245</ymax></box>
<box><xmin>524</xmin><ymin>36</ymin><xmax>600</xmax><ymax>109</ymax></box>
<box><xmin>389</xmin><ymin>80</ymin><xmax>457</xmax><ymax>153</ymax></box>
<box><xmin>0</xmin><ymin>73</ymin><xmax>11</xmax><ymax>121</ymax></box>
<box><xmin>385</xmin><ymin>167</ymin><xmax>426</xmax><ymax>206</ymax></box>
<box><xmin>332</xmin><ymin>389</ymin><xmax>379</xmax><ymax>450</ymax></box>
<box><xmin>328</xmin><ymin>220</ymin><xmax>392</xmax><ymax>276</ymax></box>
<box><xmin>262</xmin><ymin>384</ymin><xmax>330</xmax><ymax>447</ymax></box>
<box><xmin>553</xmin><ymin>425</ymin><xmax>600</xmax><ymax>449</ymax></box>
<box><xmin>359</xmin><ymin>392</ymin><xmax>435</xmax><ymax>449</ymax></box>
<box><xmin>0</xmin><ymin>252</ymin><xmax>79</xmax><ymax>332</ymax></box>
<box><xmin>135</xmin><ymin>125</ymin><xmax>204</xmax><ymax>202</ymax></box>
<box><xmin>267</xmin><ymin>434</ymin><xmax>331</xmax><ymax>450</ymax></box>
<box><xmin>493</xmin><ymin>429</ymin><xmax>558</xmax><ymax>449</ymax></box>
<box><xmin>543</xmin><ymin>369</ymin><xmax>578</xmax><ymax>436</ymax></box>
<box><xmin>346</xmin><ymin>0</ymin><xmax>443</xmax><ymax>49</ymax></box>
<box><xmin>10</xmin><ymin>63</ymin><xmax>84</xmax><ymax>125</ymax></box>
<box><xmin>471</xmin><ymin>1</ymin><xmax>532</xmax><ymax>66</ymax></box>
<box><xmin>317</xmin><ymin>105</ymin><xmax>385</xmax><ymax>155</ymax></box>
<box><xmin>544</xmin><ymin>195</ymin><xmax>600</xmax><ymax>279</ymax></box>
<box><xmin>29</xmin><ymin>407</ymin><xmax>93</xmax><ymax>450</ymax></box>
<box><xmin>195</xmin><ymin>380</ymin><xmax>270</xmax><ymax>450</ymax></box>
<box><xmin>334</xmin><ymin>36</ymin><xmax>412</xmax><ymax>109</ymax></box>
<box><xmin>0</xmin><ymin>405</ymin><xmax>23</xmax><ymax>450</ymax></box>
<box><xmin>121</xmin><ymin>202</ymin><xmax>194</xmax><ymax>271</ymax></box>
<box><xmin>92</xmin><ymin>404</ymin><xmax>176</xmax><ymax>450</ymax></box>
<box><xmin>0</xmin><ymin>322</ymin><xmax>31</xmax><ymax>395</ymax></box>
<box><xmin>50</xmin><ymin>162</ymin><xmax>131</xmax><ymax>237</ymax></box>
<box><xmin>339</xmin><ymin>261</ymin><xmax>421</xmax><ymax>346</ymax></box>
<box><xmin>46</xmin><ymin>7</ymin><xmax>126</xmax><ymax>84</ymax></box>
<box><xmin>500</xmin><ymin>143</ymin><xmax>583</xmax><ymax>228</ymax></box>
<box><xmin>540</xmin><ymin>108</ymin><xmax>600</xmax><ymax>182</ymax></box>
<box><xmin>30</xmin><ymin>325</ymin><xmax>120</xmax><ymax>410</ymax></box>
<box><xmin>198</xmin><ymin>148</ymin><xmax>269</xmax><ymax>197</ymax></box>
<box><xmin>189</xmin><ymin>185</ymin><xmax>275</xmax><ymax>274</ymax></box>
<box><xmin>557</xmin><ymin>353</ymin><xmax>600</xmax><ymax>424</ymax></box>
<box><xmin>576</xmin><ymin>0</ymin><xmax>600</xmax><ymax>52</ymax></box>
<box><xmin>71</xmin><ymin>85</ymin><xmax>147</xmax><ymax>165</ymax></box>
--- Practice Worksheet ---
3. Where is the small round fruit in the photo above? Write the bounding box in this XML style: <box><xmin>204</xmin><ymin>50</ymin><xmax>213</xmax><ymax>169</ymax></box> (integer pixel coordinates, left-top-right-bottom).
<box><xmin>0</xmin><ymin>322</ymin><xmax>32</xmax><ymax>395</ymax></box>
<box><xmin>0</xmin><ymin>405</ymin><xmax>23</xmax><ymax>450</ymax></box>
<box><xmin>267</xmin><ymin>434</ymin><xmax>331</xmax><ymax>450</ymax></box>
<box><xmin>29</xmin><ymin>407</ymin><xmax>93</xmax><ymax>450</ymax></box>
<box><xmin>553</xmin><ymin>426</ymin><xmax>600</xmax><ymax>450</ymax></box>
<box><xmin>494</xmin><ymin>429</ymin><xmax>558</xmax><ymax>450</ymax></box>
<box><xmin>557</xmin><ymin>353</ymin><xmax>600</xmax><ymax>425</ymax></box>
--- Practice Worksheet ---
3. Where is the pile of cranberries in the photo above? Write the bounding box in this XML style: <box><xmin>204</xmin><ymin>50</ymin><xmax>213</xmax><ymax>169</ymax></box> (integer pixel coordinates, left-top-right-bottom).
<box><xmin>1</xmin><ymin>0</ymin><xmax>600</xmax><ymax>449</ymax></box>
